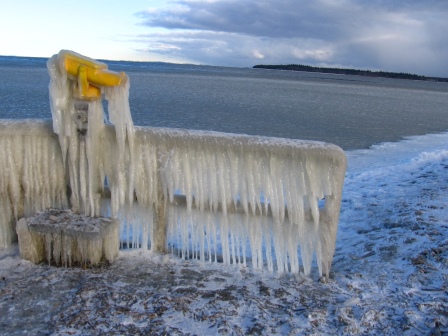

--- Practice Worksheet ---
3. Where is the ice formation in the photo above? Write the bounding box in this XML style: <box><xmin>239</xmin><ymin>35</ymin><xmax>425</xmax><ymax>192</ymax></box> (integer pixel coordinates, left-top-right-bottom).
<box><xmin>1</xmin><ymin>50</ymin><xmax>347</xmax><ymax>276</ymax></box>
<box><xmin>47</xmin><ymin>50</ymin><xmax>134</xmax><ymax>217</ymax></box>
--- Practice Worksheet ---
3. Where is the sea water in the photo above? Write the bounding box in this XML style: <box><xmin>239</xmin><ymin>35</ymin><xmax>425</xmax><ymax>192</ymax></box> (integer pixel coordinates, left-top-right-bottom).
<box><xmin>0</xmin><ymin>55</ymin><xmax>447</xmax><ymax>151</ymax></box>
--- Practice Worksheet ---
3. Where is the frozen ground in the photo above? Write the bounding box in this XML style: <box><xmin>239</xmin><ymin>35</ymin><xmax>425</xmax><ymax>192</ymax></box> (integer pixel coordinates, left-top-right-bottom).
<box><xmin>1</xmin><ymin>133</ymin><xmax>448</xmax><ymax>335</ymax></box>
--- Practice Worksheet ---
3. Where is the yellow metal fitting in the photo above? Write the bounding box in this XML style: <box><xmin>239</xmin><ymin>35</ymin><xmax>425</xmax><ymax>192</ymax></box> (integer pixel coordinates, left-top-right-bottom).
<box><xmin>59</xmin><ymin>50</ymin><xmax>127</xmax><ymax>100</ymax></box>
<box><xmin>76</xmin><ymin>65</ymin><xmax>102</xmax><ymax>100</ymax></box>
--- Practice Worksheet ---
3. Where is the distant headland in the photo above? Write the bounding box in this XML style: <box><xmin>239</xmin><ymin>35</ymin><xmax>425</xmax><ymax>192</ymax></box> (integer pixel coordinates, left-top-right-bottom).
<box><xmin>253</xmin><ymin>64</ymin><xmax>448</xmax><ymax>83</ymax></box>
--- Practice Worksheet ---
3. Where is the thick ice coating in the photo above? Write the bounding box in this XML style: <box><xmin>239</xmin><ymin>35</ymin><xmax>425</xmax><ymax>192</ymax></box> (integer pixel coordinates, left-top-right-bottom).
<box><xmin>47</xmin><ymin>50</ymin><xmax>134</xmax><ymax>217</ymax></box>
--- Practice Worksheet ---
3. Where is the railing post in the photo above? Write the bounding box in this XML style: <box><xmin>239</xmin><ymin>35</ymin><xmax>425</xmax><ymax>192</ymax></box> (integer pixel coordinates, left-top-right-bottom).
<box><xmin>153</xmin><ymin>150</ymin><xmax>167</xmax><ymax>252</ymax></box>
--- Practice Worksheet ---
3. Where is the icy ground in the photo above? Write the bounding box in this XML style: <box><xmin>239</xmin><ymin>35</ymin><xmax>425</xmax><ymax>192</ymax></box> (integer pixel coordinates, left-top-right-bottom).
<box><xmin>1</xmin><ymin>134</ymin><xmax>448</xmax><ymax>335</ymax></box>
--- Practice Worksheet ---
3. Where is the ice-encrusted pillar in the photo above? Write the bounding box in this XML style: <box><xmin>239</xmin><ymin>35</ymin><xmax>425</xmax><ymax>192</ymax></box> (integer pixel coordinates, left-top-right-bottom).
<box><xmin>152</xmin><ymin>150</ymin><xmax>167</xmax><ymax>252</ymax></box>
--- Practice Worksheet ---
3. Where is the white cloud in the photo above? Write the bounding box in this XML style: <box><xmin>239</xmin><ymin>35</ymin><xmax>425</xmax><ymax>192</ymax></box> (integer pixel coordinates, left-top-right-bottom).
<box><xmin>251</xmin><ymin>50</ymin><xmax>265</xmax><ymax>59</ymax></box>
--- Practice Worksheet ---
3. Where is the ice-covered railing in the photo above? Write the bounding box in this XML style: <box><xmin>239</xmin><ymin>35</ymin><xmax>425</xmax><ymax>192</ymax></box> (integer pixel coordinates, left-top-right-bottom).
<box><xmin>126</xmin><ymin>127</ymin><xmax>347</xmax><ymax>276</ymax></box>
<box><xmin>0</xmin><ymin>119</ymin><xmax>346</xmax><ymax>275</ymax></box>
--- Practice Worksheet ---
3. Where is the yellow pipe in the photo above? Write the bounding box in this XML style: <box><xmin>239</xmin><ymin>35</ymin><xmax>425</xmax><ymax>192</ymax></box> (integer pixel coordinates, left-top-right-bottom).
<box><xmin>76</xmin><ymin>65</ymin><xmax>102</xmax><ymax>100</ymax></box>
<box><xmin>58</xmin><ymin>50</ymin><xmax>127</xmax><ymax>100</ymax></box>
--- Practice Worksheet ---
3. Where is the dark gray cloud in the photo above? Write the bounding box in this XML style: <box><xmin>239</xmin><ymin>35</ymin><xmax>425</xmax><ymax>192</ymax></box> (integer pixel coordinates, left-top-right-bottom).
<box><xmin>138</xmin><ymin>1</ymin><xmax>339</xmax><ymax>39</ymax></box>
<box><xmin>136</xmin><ymin>0</ymin><xmax>448</xmax><ymax>76</ymax></box>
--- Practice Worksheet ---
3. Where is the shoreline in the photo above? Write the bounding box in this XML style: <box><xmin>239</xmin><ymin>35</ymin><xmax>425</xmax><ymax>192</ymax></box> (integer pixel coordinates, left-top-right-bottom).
<box><xmin>253</xmin><ymin>64</ymin><xmax>448</xmax><ymax>83</ymax></box>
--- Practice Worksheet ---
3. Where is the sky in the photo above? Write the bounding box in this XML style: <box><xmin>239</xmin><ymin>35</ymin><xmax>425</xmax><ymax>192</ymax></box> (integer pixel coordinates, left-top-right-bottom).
<box><xmin>1</xmin><ymin>0</ymin><xmax>447</xmax><ymax>77</ymax></box>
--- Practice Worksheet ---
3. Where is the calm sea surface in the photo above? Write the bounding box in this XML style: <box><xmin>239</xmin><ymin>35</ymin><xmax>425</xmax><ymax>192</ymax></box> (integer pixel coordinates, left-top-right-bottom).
<box><xmin>1</xmin><ymin>56</ymin><xmax>447</xmax><ymax>150</ymax></box>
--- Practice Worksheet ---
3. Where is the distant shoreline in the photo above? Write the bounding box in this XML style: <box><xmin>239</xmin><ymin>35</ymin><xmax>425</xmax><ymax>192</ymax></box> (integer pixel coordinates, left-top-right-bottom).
<box><xmin>253</xmin><ymin>64</ymin><xmax>448</xmax><ymax>83</ymax></box>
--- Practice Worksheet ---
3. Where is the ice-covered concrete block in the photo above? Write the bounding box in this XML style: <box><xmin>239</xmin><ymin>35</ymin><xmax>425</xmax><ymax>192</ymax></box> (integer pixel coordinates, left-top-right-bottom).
<box><xmin>16</xmin><ymin>218</ymin><xmax>45</xmax><ymax>264</ymax></box>
<box><xmin>16</xmin><ymin>209</ymin><xmax>119</xmax><ymax>266</ymax></box>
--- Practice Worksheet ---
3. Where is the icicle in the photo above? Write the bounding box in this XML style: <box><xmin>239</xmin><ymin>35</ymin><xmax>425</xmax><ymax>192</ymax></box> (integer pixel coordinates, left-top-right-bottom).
<box><xmin>105</xmin><ymin>78</ymin><xmax>135</xmax><ymax>209</ymax></box>
<box><xmin>0</xmin><ymin>120</ymin><xmax>68</xmax><ymax>248</ymax></box>
<box><xmin>79</xmin><ymin>137</ymin><xmax>88</xmax><ymax>214</ymax></box>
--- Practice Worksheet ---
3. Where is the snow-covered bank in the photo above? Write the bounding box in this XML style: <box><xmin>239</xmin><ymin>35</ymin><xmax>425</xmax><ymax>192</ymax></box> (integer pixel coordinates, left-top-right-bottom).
<box><xmin>1</xmin><ymin>132</ymin><xmax>447</xmax><ymax>335</ymax></box>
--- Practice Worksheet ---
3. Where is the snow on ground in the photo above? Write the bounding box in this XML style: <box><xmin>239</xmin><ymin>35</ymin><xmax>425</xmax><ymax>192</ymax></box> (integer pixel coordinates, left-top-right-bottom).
<box><xmin>1</xmin><ymin>134</ymin><xmax>448</xmax><ymax>335</ymax></box>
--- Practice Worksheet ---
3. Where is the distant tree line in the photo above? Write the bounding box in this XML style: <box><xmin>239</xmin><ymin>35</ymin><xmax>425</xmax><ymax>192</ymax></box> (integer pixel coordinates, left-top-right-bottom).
<box><xmin>253</xmin><ymin>64</ymin><xmax>448</xmax><ymax>82</ymax></box>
